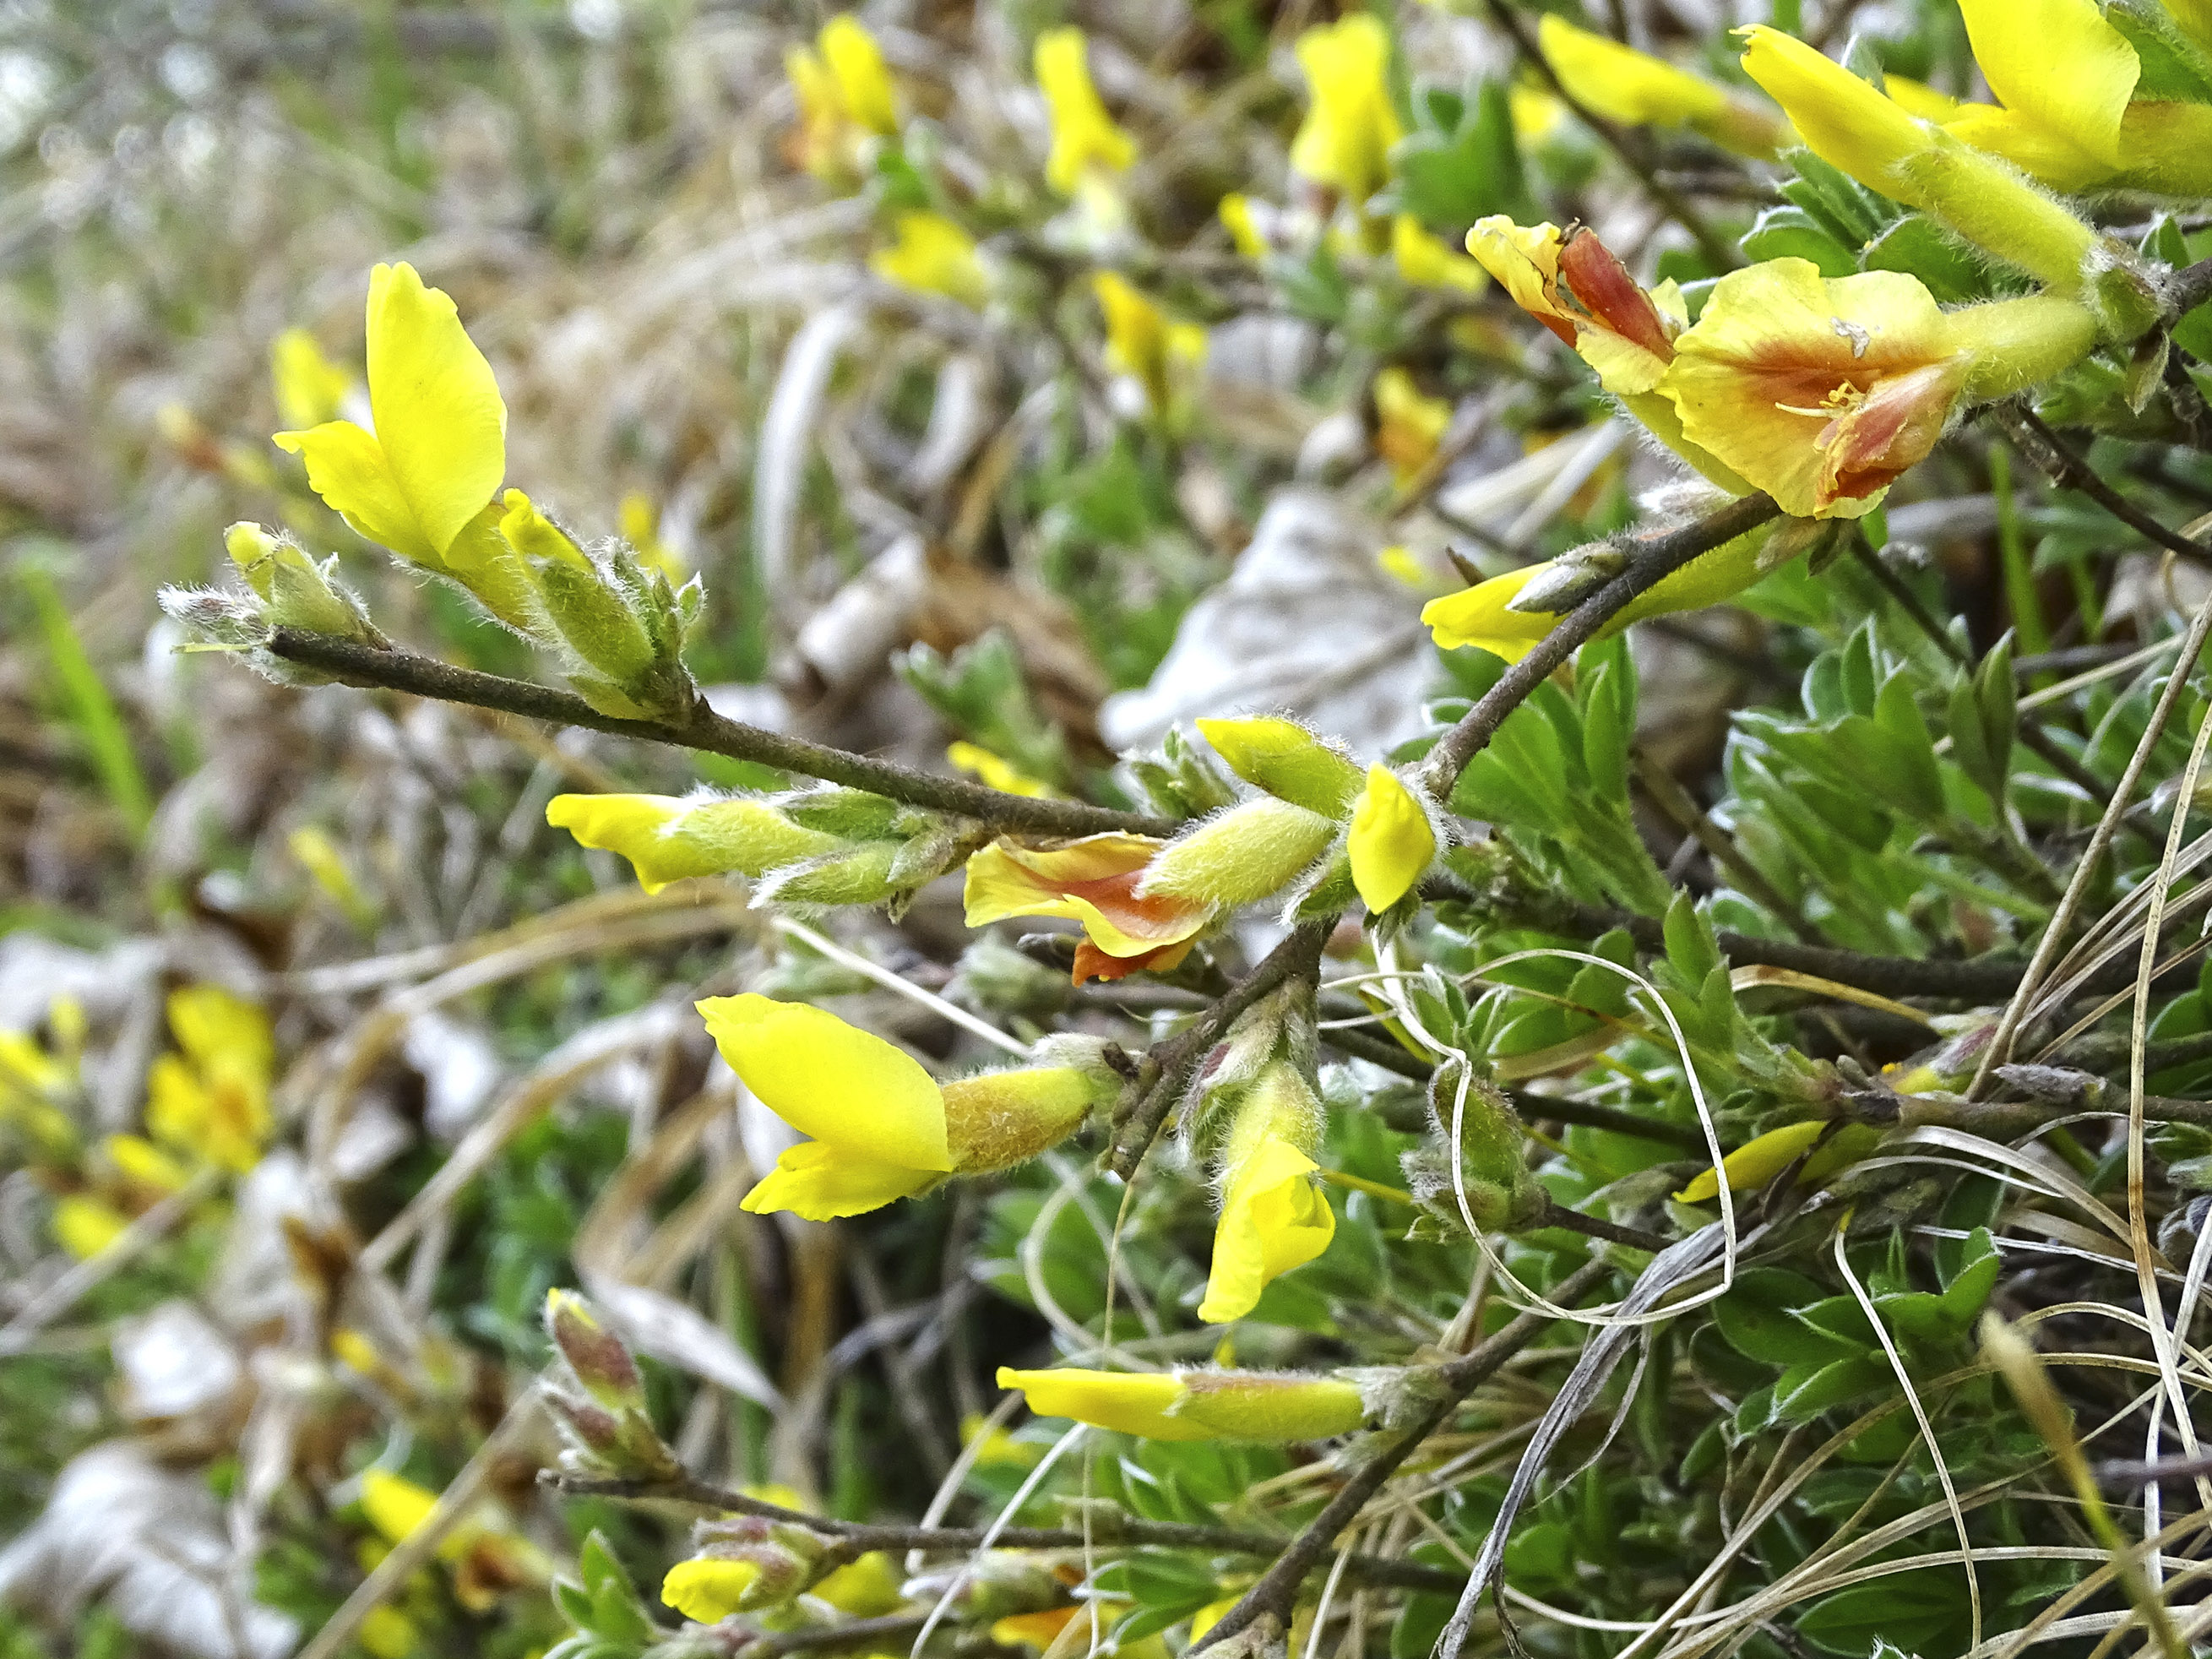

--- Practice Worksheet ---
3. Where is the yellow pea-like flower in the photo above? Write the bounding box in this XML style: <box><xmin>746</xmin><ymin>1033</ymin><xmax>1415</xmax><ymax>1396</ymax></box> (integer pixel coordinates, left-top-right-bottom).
<box><xmin>1940</xmin><ymin>0</ymin><xmax>2133</xmax><ymax>191</ymax></box>
<box><xmin>146</xmin><ymin>985</ymin><xmax>274</xmax><ymax>1175</ymax></box>
<box><xmin>53</xmin><ymin>1194</ymin><xmax>129</xmax><ymax>1260</ymax></box>
<box><xmin>619</xmin><ymin>492</ymin><xmax>683</xmax><ymax>578</ymax></box>
<box><xmin>1736</xmin><ymin>27</ymin><xmax>2094</xmax><ymax>289</ymax></box>
<box><xmin>871</xmin><ymin>212</ymin><xmax>992</xmax><ymax>309</ymax></box>
<box><xmin>1093</xmin><ymin>271</ymin><xmax>1206</xmax><ymax>416</ymax></box>
<box><xmin>964</xmin><ymin>832</ymin><xmax>1210</xmax><ymax>983</ymax></box>
<box><xmin>996</xmin><ymin>1365</ymin><xmax>1367</xmax><ymax>1440</ymax></box>
<box><xmin>546</xmin><ymin>791</ymin><xmax>843</xmax><ymax>893</ymax></box>
<box><xmin>1372</xmin><ymin>367</ymin><xmax>1451</xmax><ymax>483</ymax></box>
<box><xmin>1347</xmin><ymin>765</ymin><xmax>1435</xmax><ymax>914</ymax></box>
<box><xmin>1289</xmin><ymin>14</ymin><xmax>1403</xmax><ymax>204</ymax></box>
<box><xmin>1036</xmin><ymin>28</ymin><xmax>1136</xmax><ymax>195</ymax></box>
<box><xmin>1537</xmin><ymin>14</ymin><xmax>1785</xmax><ymax>158</ymax></box>
<box><xmin>1198</xmin><ymin>1063</ymin><xmax>1337</xmax><ymax>1323</ymax></box>
<box><xmin>947</xmin><ymin>742</ymin><xmax>1057</xmax><ymax>799</ymax></box>
<box><xmin>1673</xmin><ymin>1119</ymin><xmax>1828</xmax><ymax>1202</ymax></box>
<box><xmin>662</xmin><ymin>1558</ymin><xmax>758</xmax><ymax>1624</ymax></box>
<box><xmin>274</xmin><ymin>264</ymin><xmax>508</xmax><ymax>573</ymax></box>
<box><xmin>698</xmin><ymin>995</ymin><xmax>1106</xmax><ymax>1221</ymax></box>
<box><xmin>785</xmin><ymin>15</ymin><xmax>899</xmax><ymax>180</ymax></box>
<box><xmin>269</xmin><ymin>326</ymin><xmax>352</xmax><ymax>431</ymax></box>
<box><xmin>1391</xmin><ymin>216</ymin><xmax>1487</xmax><ymax>293</ymax></box>
<box><xmin>818</xmin><ymin>15</ymin><xmax>898</xmax><ymax>137</ymax></box>
<box><xmin>361</xmin><ymin>1470</ymin><xmax>441</xmax><ymax>1546</ymax></box>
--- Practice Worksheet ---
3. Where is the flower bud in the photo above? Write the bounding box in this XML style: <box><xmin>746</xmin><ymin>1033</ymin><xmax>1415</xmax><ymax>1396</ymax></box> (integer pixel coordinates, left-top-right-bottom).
<box><xmin>954</xmin><ymin>935</ymin><xmax>1073</xmax><ymax>1020</ymax></box>
<box><xmin>224</xmin><ymin>523</ymin><xmax>384</xmax><ymax>641</ymax></box>
<box><xmin>996</xmin><ymin>1365</ymin><xmax>1366</xmax><ymax>1441</ymax></box>
<box><xmin>1505</xmin><ymin>543</ymin><xmax>1627</xmax><ymax>614</ymax></box>
<box><xmin>901</xmin><ymin>1554</ymin><xmax>1062</xmax><ymax>1622</ymax></box>
<box><xmin>546</xmin><ymin>792</ymin><xmax>845</xmax><ymax>893</ymax></box>
<box><xmin>1138</xmin><ymin>797</ymin><xmax>1339</xmax><ymax>911</ymax></box>
<box><xmin>941</xmin><ymin>1053</ymin><xmax>1116</xmax><ymax>1175</ymax></box>
<box><xmin>753</xmin><ymin>840</ymin><xmax>903</xmax><ymax>908</ymax></box>
<box><xmin>546</xmin><ymin>1289</ymin><xmax>643</xmax><ymax>1411</ymax></box>
<box><xmin>777</xmin><ymin>786</ymin><xmax>904</xmax><ymax>839</ymax></box>
<box><xmin>663</xmin><ymin>1517</ymin><xmax>828</xmax><ymax>1617</ymax></box>
<box><xmin>1194</xmin><ymin>717</ymin><xmax>1363</xmax><ymax>818</ymax></box>
<box><xmin>1403</xmin><ymin>1071</ymin><xmax>1544</xmax><ymax>1235</ymax></box>
<box><xmin>1198</xmin><ymin>1062</ymin><xmax>1336</xmax><ymax>1322</ymax></box>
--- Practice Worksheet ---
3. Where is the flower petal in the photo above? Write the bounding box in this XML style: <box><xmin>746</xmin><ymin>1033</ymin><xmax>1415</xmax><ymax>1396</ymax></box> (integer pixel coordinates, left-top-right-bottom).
<box><xmin>1197</xmin><ymin>1136</ymin><xmax>1337</xmax><ymax>1324</ymax></box>
<box><xmin>1540</xmin><ymin>14</ymin><xmax>1726</xmax><ymax>128</ymax></box>
<box><xmin>546</xmin><ymin>792</ymin><xmax>839</xmax><ymax>891</ymax></box>
<box><xmin>1420</xmin><ymin>566</ymin><xmax>1553</xmax><ymax>660</ymax></box>
<box><xmin>1348</xmin><ymin>765</ymin><xmax>1436</xmax><ymax>913</ymax></box>
<box><xmin>698</xmin><ymin>993</ymin><xmax>951</xmax><ymax>1170</ymax></box>
<box><xmin>364</xmin><ymin>263</ymin><xmax>508</xmax><ymax>560</ymax></box>
<box><xmin>1957</xmin><ymin>0</ymin><xmax>2133</xmax><ymax>169</ymax></box>
<box><xmin>740</xmin><ymin>1140</ymin><xmax>938</xmax><ymax>1220</ymax></box>
<box><xmin>963</xmin><ymin>835</ymin><xmax>1209</xmax><ymax>957</ymax></box>
<box><xmin>272</xmin><ymin>418</ymin><xmax>431</xmax><ymax>564</ymax></box>
<box><xmin>996</xmin><ymin>1367</ymin><xmax>1212</xmax><ymax>1439</ymax></box>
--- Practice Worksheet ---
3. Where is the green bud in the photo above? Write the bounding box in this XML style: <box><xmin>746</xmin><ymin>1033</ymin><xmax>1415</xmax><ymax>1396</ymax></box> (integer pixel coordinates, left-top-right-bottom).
<box><xmin>954</xmin><ymin>934</ymin><xmax>1072</xmax><ymax>1019</ymax></box>
<box><xmin>546</xmin><ymin>1289</ymin><xmax>644</xmax><ymax>1411</ymax></box>
<box><xmin>778</xmin><ymin>786</ymin><xmax>905</xmax><ymax>839</ymax></box>
<box><xmin>754</xmin><ymin>840</ymin><xmax>902</xmax><ymax>907</ymax></box>
<box><xmin>1139</xmin><ymin>797</ymin><xmax>1339</xmax><ymax>911</ymax></box>
<box><xmin>1402</xmin><ymin>1070</ymin><xmax>1545</xmax><ymax>1234</ymax></box>
<box><xmin>1195</xmin><ymin>717</ymin><xmax>1364</xmax><ymax>817</ymax></box>
<box><xmin>536</xmin><ymin>556</ymin><xmax>659</xmax><ymax>684</ymax></box>
<box><xmin>224</xmin><ymin>523</ymin><xmax>383</xmax><ymax>641</ymax></box>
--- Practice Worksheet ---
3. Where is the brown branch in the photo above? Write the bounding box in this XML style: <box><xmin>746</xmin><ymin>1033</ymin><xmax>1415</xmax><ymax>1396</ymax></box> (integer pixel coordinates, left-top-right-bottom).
<box><xmin>1106</xmin><ymin>919</ymin><xmax>1332</xmax><ymax>1178</ymax></box>
<box><xmin>2163</xmin><ymin>254</ymin><xmax>2212</xmax><ymax>322</ymax></box>
<box><xmin>261</xmin><ymin>628</ymin><xmax>1176</xmax><ymax>840</ymax></box>
<box><xmin>541</xmin><ymin>1472</ymin><xmax>1464</xmax><ymax>1595</ymax></box>
<box><xmin>754</xmin><ymin>1615</ymin><xmax>930</xmax><ymax>1656</ymax></box>
<box><xmin>1417</xmin><ymin>493</ymin><xmax>1782</xmax><ymax>802</ymax></box>
<box><xmin>1988</xmin><ymin>405</ymin><xmax>2212</xmax><ymax>570</ymax></box>
<box><xmin>1188</xmin><ymin>1256</ymin><xmax>1617</xmax><ymax>1654</ymax></box>
<box><xmin>1535</xmin><ymin>1195</ymin><xmax>1674</xmax><ymax>1253</ymax></box>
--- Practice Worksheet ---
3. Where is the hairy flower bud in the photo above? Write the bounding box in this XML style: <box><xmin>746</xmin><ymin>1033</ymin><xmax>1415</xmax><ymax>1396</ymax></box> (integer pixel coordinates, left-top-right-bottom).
<box><xmin>997</xmin><ymin>1364</ymin><xmax>1367</xmax><ymax>1441</ymax></box>
<box><xmin>546</xmin><ymin>1289</ymin><xmax>643</xmax><ymax>1410</ymax></box>
<box><xmin>546</xmin><ymin>791</ymin><xmax>845</xmax><ymax>893</ymax></box>
<box><xmin>1404</xmin><ymin>1070</ymin><xmax>1545</xmax><ymax>1235</ymax></box>
<box><xmin>1139</xmin><ymin>797</ymin><xmax>1339</xmax><ymax>912</ymax></box>
<box><xmin>223</xmin><ymin>523</ymin><xmax>384</xmax><ymax>641</ymax></box>
<box><xmin>1195</xmin><ymin>717</ymin><xmax>1364</xmax><ymax>817</ymax></box>
<box><xmin>753</xmin><ymin>840</ymin><xmax>903</xmax><ymax>908</ymax></box>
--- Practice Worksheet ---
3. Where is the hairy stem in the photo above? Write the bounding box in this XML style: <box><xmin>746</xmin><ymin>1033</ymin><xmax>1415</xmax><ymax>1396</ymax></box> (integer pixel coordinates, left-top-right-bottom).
<box><xmin>261</xmin><ymin>628</ymin><xmax>1177</xmax><ymax>841</ymax></box>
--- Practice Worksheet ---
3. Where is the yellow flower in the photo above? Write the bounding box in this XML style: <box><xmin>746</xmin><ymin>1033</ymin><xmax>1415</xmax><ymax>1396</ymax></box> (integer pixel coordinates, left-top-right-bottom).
<box><xmin>1289</xmin><ymin>15</ymin><xmax>1403</xmax><ymax>203</ymax></box>
<box><xmin>101</xmin><ymin>1133</ymin><xmax>189</xmax><ymax>1196</ymax></box>
<box><xmin>1510</xmin><ymin>84</ymin><xmax>1568</xmax><ymax>146</ymax></box>
<box><xmin>662</xmin><ymin>1558</ymin><xmax>758</xmax><ymax>1624</ymax></box>
<box><xmin>961</xmin><ymin>1412</ymin><xmax>1041</xmax><ymax>1467</ymax></box>
<box><xmin>1538</xmin><ymin>14</ymin><xmax>1785</xmax><ymax>157</ymax></box>
<box><xmin>1372</xmin><ymin>367</ymin><xmax>1450</xmax><ymax>482</ymax></box>
<box><xmin>698</xmin><ymin>995</ymin><xmax>1106</xmax><ymax>1220</ymax></box>
<box><xmin>785</xmin><ymin>15</ymin><xmax>899</xmax><ymax>179</ymax></box>
<box><xmin>546</xmin><ymin>791</ymin><xmax>842</xmax><ymax>893</ymax></box>
<box><xmin>948</xmin><ymin>742</ymin><xmax>1057</xmax><ymax>798</ymax></box>
<box><xmin>997</xmin><ymin>1365</ymin><xmax>1367</xmax><ymax>1441</ymax></box>
<box><xmin>1674</xmin><ymin>1119</ymin><xmax>1827</xmax><ymax>1202</ymax></box>
<box><xmin>1036</xmin><ymin>28</ymin><xmax>1136</xmax><ymax>195</ymax></box>
<box><xmin>497</xmin><ymin>487</ymin><xmax>585</xmax><ymax>568</ymax></box>
<box><xmin>964</xmin><ymin>834</ymin><xmax>1210</xmax><ymax>983</ymax></box>
<box><xmin>1938</xmin><ymin>0</ymin><xmax>2133</xmax><ymax>191</ymax></box>
<box><xmin>53</xmin><ymin>1194</ymin><xmax>128</xmax><ymax>1260</ymax></box>
<box><xmin>1219</xmin><ymin>194</ymin><xmax>1269</xmax><ymax>258</ymax></box>
<box><xmin>1422</xmin><ymin>523</ymin><xmax>1773</xmax><ymax>659</ymax></box>
<box><xmin>1736</xmin><ymin>27</ymin><xmax>2094</xmax><ymax>288</ymax></box>
<box><xmin>1347</xmin><ymin>765</ymin><xmax>1435</xmax><ymax>914</ymax></box>
<box><xmin>1092</xmin><ymin>271</ymin><xmax>1205</xmax><ymax>416</ymax></box>
<box><xmin>1137</xmin><ymin>797</ymin><xmax>1341</xmax><ymax>913</ymax></box>
<box><xmin>871</xmin><ymin>212</ymin><xmax>992</xmax><ymax>308</ymax></box>
<box><xmin>269</xmin><ymin>327</ymin><xmax>352</xmax><ymax>431</ymax></box>
<box><xmin>1661</xmin><ymin>259</ymin><xmax>2095</xmax><ymax>518</ymax></box>
<box><xmin>274</xmin><ymin>264</ymin><xmax>508</xmax><ymax>574</ymax></box>
<box><xmin>146</xmin><ymin>986</ymin><xmax>274</xmax><ymax>1175</ymax></box>
<box><xmin>1195</xmin><ymin>716</ymin><xmax>1362</xmax><ymax>817</ymax></box>
<box><xmin>361</xmin><ymin>1470</ymin><xmax>441</xmax><ymax>1545</ymax></box>
<box><xmin>356</xmin><ymin>1606</ymin><xmax>417</xmax><ymax>1659</ymax></box>
<box><xmin>1391</xmin><ymin>216</ymin><xmax>1486</xmax><ymax>293</ymax></box>
<box><xmin>1198</xmin><ymin>1063</ymin><xmax>1336</xmax><ymax>1323</ymax></box>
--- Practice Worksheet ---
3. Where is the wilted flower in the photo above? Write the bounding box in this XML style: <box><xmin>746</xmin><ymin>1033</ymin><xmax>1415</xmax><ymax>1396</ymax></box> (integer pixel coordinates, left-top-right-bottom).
<box><xmin>964</xmin><ymin>833</ymin><xmax>1210</xmax><ymax>982</ymax></box>
<box><xmin>697</xmin><ymin>995</ymin><xmax>1114</xmax><ymax>1219</ymax></box>
<box><xmin>1288</xmin><ymin>15</ymin><xmax>1402</xmax><ymax>204</ymax></box>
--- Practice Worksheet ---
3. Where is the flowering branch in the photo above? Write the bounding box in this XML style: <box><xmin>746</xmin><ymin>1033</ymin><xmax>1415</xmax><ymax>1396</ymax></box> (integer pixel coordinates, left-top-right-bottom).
<box><xmin>1418</xmin><ymin>493</ymin><xmax>1783</xmax><ymax>801</ymax></box>
<box><xmin>260</xmin><ymin>628</ymin><xmax>1177</xmax><ymax>840</ymax></box>
<box><xmin>1188</xmin><ymin>1255</ymin><xmax>1617</xmax><ymax>1654</ymax></box>
<box><xmin>538</xmin><ymin>1471</ymin><xmax>1464</xmax><ymax>1593</ymax></box>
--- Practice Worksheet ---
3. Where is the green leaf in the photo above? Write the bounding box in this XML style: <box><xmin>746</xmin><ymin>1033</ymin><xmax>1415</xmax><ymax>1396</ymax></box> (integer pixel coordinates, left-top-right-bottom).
<box><xmin>1796</xmin><ymin>1568</ymin><xmax>1967</xmax><ymax>1656</ymax></box>
<box><xmin>19</xmin><ymin>561</ymin><xmax>153</xmax><ymax>841</ymax></box>
<box><xmin>1772</xmin><ymin>1354</ymin><xmax>1889</xmax><ymax>1422</ymax></box>
<box><xmin>1937</xmin><ymin>1227</ymin><xmax>2002</xmax><ymax>1326</ymax></box>
<box><xmin>1742</xmin><ymin>206</ymin><xmax>1856</xmax><ymax>276</ymax></box>
<box><xmin>1715</xmin><ymin>1270</ymin><xmax>1864</xmax><ymax>1367</ymax></box>
<box><xmin>1663</xmin><ymin>891</ymin><xmax>1722</xmax><ymax>988</ymax></box>
<box><xmin>1858</xmin><ymin>215</ymin><xmax>1989</xmax><ymax>303</ymax></box>
<box><xmin>1389</xmin><ymin>77</ymin><xmax>1538</xmax><ymax>229</ymax></box>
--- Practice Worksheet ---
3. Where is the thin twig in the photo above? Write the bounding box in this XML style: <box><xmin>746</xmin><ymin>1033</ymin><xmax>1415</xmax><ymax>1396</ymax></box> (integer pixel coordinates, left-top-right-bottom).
<box><xmin>1989</xmin><ymin>406</ymin><xmax>2212</xmax><ymax>571</ymax></box>
<box><xmin>259</xmin><ymin>628</ymin><xmax>1177</xmax><ymax>840</ymax></box>
<box><xmin>541</xmin><ymin>1472</ymin><xmax>1465</xmax><ymax>1593</ymax></box>
<box><xmin>1188</xmin><ymin>1256</ymin><xmax>1617</xmax><ymax>1653</ymax></box>
<box><xmin>1106</xmin><ymin>921</ymin><xmax>1332</xmax><ymax>1178</ymax></box>
<box><xmin>1419</xmin><ymin>494</ymin><xmax>1781</xmax><ymax>801</ymax></box>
